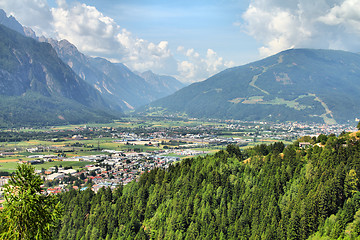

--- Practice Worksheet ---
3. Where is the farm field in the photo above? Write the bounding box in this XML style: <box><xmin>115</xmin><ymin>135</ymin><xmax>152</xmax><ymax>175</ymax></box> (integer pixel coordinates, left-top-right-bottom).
<box><xmin>1</xmin><ymin>116</ymin><xmax>354</xmax><ymax>173</ymax></box>
<box><xmin>45</xmin><ymin>117</ymin><xmax>226</xmax><ymax>131</ymax></box>
<box><xmin>0</xmin><ymin>160</ymin><xmax>89</xmax><ymax>173</ymax></box>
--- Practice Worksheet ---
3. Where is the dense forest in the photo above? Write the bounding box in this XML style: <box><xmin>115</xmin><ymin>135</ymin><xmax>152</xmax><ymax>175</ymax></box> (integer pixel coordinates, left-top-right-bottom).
<box><xmin>52</xmin><ymin>133</ymin><xmax>360</xmax><ymax>239</ymax></box>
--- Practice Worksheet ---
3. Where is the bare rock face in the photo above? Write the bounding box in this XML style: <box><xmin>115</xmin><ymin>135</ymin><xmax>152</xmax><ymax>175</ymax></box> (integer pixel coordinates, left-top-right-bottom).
<box><xmin>39</xmin><ymin>37</ymin><xmax>185</xmax><ymax>111</ymax></box>
<box><xmin>0</xmin><ymin>9</ymin><xmax>25</xmax><ymax>35</ymax></box>
<box><xmin>138</xmin><ymin>70</ymin><xmax>186</xmax><ymax>98</ymax></box>
<box><xmin>0</xmin><ymin>24</ymin><xmax>116</xmax><ymax>127</ymax></box>
<box><xmin>0</xmin><ymin>8</ymin><xmax>185</xmax><ymax>112</ymax></box>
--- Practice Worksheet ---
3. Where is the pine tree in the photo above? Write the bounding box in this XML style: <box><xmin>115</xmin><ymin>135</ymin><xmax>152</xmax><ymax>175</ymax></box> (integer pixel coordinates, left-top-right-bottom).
<box><xmin>0</xmin><ymin>164</ymin><xmax>62</xmax><ymax>239</ymax></box>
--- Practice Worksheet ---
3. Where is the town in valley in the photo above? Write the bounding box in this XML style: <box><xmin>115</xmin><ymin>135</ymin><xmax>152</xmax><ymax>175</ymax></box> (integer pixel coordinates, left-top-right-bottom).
<box><xmin>0</xmin><ymin>117</ymin><xmax>357</xmax><ymax>201</ymax></box>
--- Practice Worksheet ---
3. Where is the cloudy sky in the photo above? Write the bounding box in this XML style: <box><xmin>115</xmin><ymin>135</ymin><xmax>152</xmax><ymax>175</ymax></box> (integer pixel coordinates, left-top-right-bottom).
<box><xmin>0</xmin><ymin>0</ymin><xmax>359</xmax><ymax>83</ymax></box>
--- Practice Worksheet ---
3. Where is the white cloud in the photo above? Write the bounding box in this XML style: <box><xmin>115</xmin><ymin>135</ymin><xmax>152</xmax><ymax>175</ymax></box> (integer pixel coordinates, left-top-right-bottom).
<box><xmin>178</xmin><ymin>61</ymin><xmax>196</xmax><ymax>79</ymax></box>
<box><xmin>51</xmin><ymin>1</ymin><xmax>180</xmax><ymax>75</ymax></box>
<box><xmin>177</xmin><ymin>47</ymin><xmax>235</xmax><ymax>83</ymax></box>
<box><xmin>177</xmin><ymin>45</ymin><xmax>185</xmax><ymax>52</ymax></box>
<box><xmin>51</xmin><ymin>3</ymin><xmax>123</xmax><ymax>56</ymax></box>
<box><xmin>319</xmin><ymin>0</ymin><xmax>360</xmax><ymax>31</ymax></box>
<box><xmin>0</xmin><ymin>0</ymin><xmax>53</xmax><ymax>36</ymax></box>
<box><xmin>242</xmin><ymin>0</ymin><xmax>360</xmax><ymax>57</ymax></box>
<box><xmin>0</xmin><ymin>0</ymin><xmax>235</xmax><ymax>82</ymax></box>
<box><xmin>0</xmin><ymin>0</ymin><xmax>179</xmax><ymax>76</ymax></box>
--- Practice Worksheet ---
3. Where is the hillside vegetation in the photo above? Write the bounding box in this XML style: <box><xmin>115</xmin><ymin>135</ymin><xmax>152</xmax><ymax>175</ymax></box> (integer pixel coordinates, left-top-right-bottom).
<box><xmin>52</xmin><ymin>133</ymin><xmax>360</xmax><ymax>239</ymax></box>
<box><xmin>142</xmin><ymin>49</ymin><xmax>360</xmax><ymax>124</ymax></box>
<box><xmin>0</xmin><ymin>24</ymin><xmax>117</xmax><ymax>127</ymax></box>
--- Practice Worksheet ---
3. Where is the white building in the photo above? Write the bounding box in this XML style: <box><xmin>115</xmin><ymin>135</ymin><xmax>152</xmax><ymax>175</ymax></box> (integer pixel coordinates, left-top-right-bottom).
<box><xmin>46</xmin><ymin>173</ymin><xmax>65</xmax><ymax>181</ymax></box>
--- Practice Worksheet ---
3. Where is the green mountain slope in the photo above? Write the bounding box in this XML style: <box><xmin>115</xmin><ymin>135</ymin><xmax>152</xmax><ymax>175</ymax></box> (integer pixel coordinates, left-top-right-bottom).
<box><xmin>0</xmin><ymin>8</ymin><xmax>186</xmax><ymax>112</ymax></box>
<box><xmin>142</xmin><ymin>49</ymin><xmax>360</xmax><ymax>124</ymax></box>
<box><xmin>0</xmin><ymin>92</ymin><xmax>114</xmax><ymax>128</ymax></box>
<box><xmin>0</xmin><ymin>24</ymin><xmax>117</xmax><ymax>127</ymax></box>
<box><xmin>51</xmin><ymin>134</ymin><xmax>360</xmax><ymax>239</ymax></box>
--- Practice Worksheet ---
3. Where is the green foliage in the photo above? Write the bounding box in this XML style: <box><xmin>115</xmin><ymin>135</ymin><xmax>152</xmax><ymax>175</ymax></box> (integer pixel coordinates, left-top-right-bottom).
<box><xmin>0</xmin><ymin>92</ymin><xmax>115</xmax><ymax>128</ymax></box>
<box><xmin>143</xmin><ymin>49</ymin><xmax>360</xmax><ymax>124</ymax></box>
<box><xmin>247</xmin><ymin>141</ymin><xmax>285</xmax><ymax>156</ymax></box>
<box><xmin>226</xmin><ymin>144</ymin><xmax>243</xmax><ymax>159</ymax></box>
<box><xmin>49</xmin><ymin>134</ymin><xmax>360</xmax><ymax>239</ymax></box>
<box><xmin>0</xmin><ymin>164</ymin><xmax>62</xmax><ymax>239</ymax></box>
<box><xmin>317</xmin><ymin>134</ymin><xmax>328</xmax><ymax>144</ymax></box>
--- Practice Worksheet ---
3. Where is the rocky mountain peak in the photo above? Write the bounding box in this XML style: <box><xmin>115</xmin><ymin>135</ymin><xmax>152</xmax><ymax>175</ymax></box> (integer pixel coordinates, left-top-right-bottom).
<box><xmin>0</xmin><ymin>8</ymin><xmax>25</xmax><ymax>35</ymax></box>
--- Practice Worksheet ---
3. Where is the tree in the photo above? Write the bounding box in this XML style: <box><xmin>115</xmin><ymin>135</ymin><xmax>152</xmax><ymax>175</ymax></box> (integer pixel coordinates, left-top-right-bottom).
<box><xmin>226</xmin><ymin>144</ymin><xmax>243</xmax><ymax>159</ymax></box>
<box><xmin>0</xmin><ymin>164</ymin><xmax>62</xmax><ymax>239</ymax></box>
<box><xmin>344</xmin><ymin>169</ymin><xmax>359</xmax><ymax>198</ymax></box>
<box><xmin>79</xmin><ymin>172</ymin><xmax>86</xmax><ymax>180</ymax></box>
<box><xmin>317</xmin><ymin>134</ymin><xmax>328</xmax><ymax>145</ymax></box>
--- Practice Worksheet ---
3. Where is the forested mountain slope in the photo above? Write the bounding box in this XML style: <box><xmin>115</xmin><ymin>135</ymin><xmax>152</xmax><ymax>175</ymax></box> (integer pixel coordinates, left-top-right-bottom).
<box><xmin>142</xmin><ymin>49</ymin><xmax>360</xmax><ymax>124</ymax></box>
<box><xmin>53</xmin><ymin>133</ymin><xmax>360</xmax><ymax>239</ymax></box>
<box><xmin>0</xmin><ymin>24</ymin><xmax>116</xmax><ymax>127</ymax></box>
<box><xmin>0</xmin><ymin>8</ymin><xmax>185</xmax><ymax>112</ymax></box>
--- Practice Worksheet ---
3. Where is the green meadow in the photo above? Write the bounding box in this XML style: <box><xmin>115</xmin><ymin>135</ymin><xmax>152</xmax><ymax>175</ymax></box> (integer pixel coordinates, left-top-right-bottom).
<box><xmin>0</xmin><ymin>161</ymin><xmax>90</xmax><ymax>173</ymax></box>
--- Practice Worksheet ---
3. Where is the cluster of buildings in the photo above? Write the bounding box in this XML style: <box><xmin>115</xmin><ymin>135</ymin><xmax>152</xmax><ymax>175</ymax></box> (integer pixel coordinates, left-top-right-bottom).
<box><xmin>223</xmin><ymin>121</ymin><xmax>357</xmax><ymax>140</ymax></box>
<box><xmin>1</xmin><ymin>120</ymin><xmax>357</xmax><ymax>200</ymax></box>
<box><xmin>109</xmin><ymin>121</ymin><xmax>357</xmax><ymax>148</ymax></box>
<box><xmin>36</xmin><ymin>150</ymin><xmax>187</xmax><ymax>195</ymax></box>
<box><xmin>0</xmin><ymin>147</ymin><xmax>195</xmax><ymax>200</ymax></box>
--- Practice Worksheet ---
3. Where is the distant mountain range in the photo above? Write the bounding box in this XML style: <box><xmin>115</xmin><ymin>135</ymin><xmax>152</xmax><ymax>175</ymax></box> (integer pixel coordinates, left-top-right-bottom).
<box><xmin>138</xmin><ymin>70</ymin><xmax>185</xmax><ymax>98</ymax></box>
<box><xmin>0</xmin><ymin>9</ymin><xmax>185</xmax><ymax>111</ymax></box>
<box><xmin>38</xmin><ymin>38</ymin><xmax>185</xmax><ymax>111</ymax></box>
<box><xmin>0</xmin><ymin>9</ymin><xmax>185</xmax><ymax>127</ymax></box>
<box><xmin>142</xmin><ymin>48</ymin><xmax>360</xmax><ymax>124</ymax></box>
<box><xmin>2</xmin><ymin>9</ymin><xmax>360</xmax><ymax>125</ymax></box>
<box><xmin>0</xmin><ymin>24</ymin><xmax>115</xmax><ymax>127</ymax></box>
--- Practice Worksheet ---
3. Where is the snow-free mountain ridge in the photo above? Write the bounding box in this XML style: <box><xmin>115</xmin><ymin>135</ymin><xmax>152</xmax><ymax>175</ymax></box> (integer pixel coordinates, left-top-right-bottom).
<box><xmin>143</xmin><ymin>48</ymin><xmax>360</xmax><ymax>124</ymax></box>
<box><xmin>0</xmin><ymin>9</ymin><xmax>185</xmax><ymax>112</ymax></box>
<box><xmin>0</xmin><ymin>24</ymin><xmax>116</xmax><ymax>127</ymax></box>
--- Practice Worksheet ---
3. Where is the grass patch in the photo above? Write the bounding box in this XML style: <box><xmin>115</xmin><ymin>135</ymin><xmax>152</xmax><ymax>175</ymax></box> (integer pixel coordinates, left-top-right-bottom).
<box><xmin>32</xmin><ymin>161</ymin><xmax>90</xmax><ymax>170</ymax></box>
<box><xmin>0</xmin><ymin>161</ymin><xmax>19</xmax><ymax>172</ymax></box>
<box><xmin>0</xmin><ymin>161</ymin><xmax>90</xmax><ymax>173</ymax></box>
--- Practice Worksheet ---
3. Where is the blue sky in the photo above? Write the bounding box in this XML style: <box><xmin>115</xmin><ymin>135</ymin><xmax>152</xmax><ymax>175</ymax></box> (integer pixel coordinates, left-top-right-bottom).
<box><xmin>81</xmin><ymin>0</ymin><xmax>260</xmax><ymax>63</ymax></box>
<box><xmin>1</xmin><ymin>0</ymin><xmax>360</xmax><ymax>82</ymax></box>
